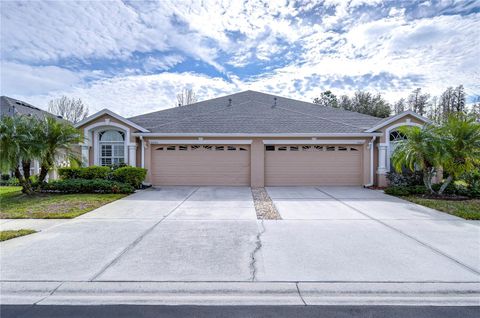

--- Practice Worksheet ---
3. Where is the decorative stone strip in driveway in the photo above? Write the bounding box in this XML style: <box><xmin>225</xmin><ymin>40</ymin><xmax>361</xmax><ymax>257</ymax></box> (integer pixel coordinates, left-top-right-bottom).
<box><xmin>251</xmin><ymin>187</ymin><xmax>281</xmax><ymax>220</ymax></box>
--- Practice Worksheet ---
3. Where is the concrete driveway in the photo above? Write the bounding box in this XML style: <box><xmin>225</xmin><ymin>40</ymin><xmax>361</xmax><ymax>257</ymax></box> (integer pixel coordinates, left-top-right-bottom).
<box><xmin>1</xmin><ymin>186</ymin><xmax>479</xmax><ymax>305</ymax></box>
<box><xmin>262</xmin><ymin>186</ymin><xmax>480</xmax><ymax>282</ymax></box>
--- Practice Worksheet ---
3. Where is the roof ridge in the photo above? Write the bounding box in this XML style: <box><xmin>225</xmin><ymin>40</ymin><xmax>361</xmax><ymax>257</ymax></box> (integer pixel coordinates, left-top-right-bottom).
<box><xmin>246</xmin><ymin>91</ymin><xmax>381</xmax><ymax>120</ymax></box>
<box><xmin>250</xmin><ymin>98</ymin><xmax>368</xmax><ymax>130</ymax></box>
<box><xmin>146</xmin><ymin>100</ymin><xmax>252</xmax><ymax>130</ymax></box>
<box><xmin>128</xmin><ymin>91</ymin><xmax>249</xmax><ymax>120</ymax></box>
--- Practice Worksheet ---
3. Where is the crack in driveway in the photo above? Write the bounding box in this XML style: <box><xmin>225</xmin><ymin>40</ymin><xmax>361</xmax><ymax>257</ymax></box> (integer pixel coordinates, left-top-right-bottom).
<box><xmin>249</xmin><ymin>219</ymin><xmax>266</xmax><ymax>281</ymax></box>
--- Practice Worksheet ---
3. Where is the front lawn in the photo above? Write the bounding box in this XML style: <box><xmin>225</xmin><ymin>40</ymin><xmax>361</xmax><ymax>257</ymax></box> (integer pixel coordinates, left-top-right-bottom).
<box><xmin>403</xmin><ymin>196</ymin><xmax>480</xmax><ymax>220</ymax></box>
<box><xmin>0</xmin><ymin>229</ymin><xmax>37</xmax><ymax>241</ymax></box>
<box><xmin>0</xmin><ymin>186</ymin><xmax>127</xmax><ymax>219</ymax></box>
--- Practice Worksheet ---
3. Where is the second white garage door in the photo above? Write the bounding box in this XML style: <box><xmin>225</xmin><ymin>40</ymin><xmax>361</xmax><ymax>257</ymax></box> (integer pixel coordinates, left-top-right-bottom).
<box><xmin>265</xmin><ymin>145</ymin><xmax>363</xmax><ymax>186</ymax></box>
<box><xmin>151</xmin><ymin>144</ymin><xmax>250</xmax><ymax>186</ymax></box>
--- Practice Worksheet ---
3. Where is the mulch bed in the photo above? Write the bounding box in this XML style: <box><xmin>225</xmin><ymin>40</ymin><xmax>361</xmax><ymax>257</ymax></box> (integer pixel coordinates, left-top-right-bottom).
<box><xmin>251</xmin><ymin>187</ymin><xmax>282</xmax><ymax>220</ymax></box>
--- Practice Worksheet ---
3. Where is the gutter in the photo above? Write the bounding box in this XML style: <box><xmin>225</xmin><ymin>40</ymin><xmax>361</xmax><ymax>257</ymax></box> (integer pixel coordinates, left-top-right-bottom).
<box><xmin>132</xmin><ymin>132</ymin><xmax>382</xmax><ymax>137</ymax></box>
<box><xmin>364</xmin><ymin>136</ymin><xmax>377</xmax><ymax>187</ymax></box>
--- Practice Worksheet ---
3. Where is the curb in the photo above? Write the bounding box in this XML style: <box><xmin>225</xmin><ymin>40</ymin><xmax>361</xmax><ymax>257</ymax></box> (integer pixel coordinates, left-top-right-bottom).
<box><xmin>1</xmin><ymin>281</ymin><xmax>479</xmax><ymax>306</ymax></box>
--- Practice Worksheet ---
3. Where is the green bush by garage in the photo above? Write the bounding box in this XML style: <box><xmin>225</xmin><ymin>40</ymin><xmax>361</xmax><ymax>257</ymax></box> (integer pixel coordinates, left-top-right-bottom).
<box><xmin>58</xmin><ymin>166</ymin><xmax>147</xmax><ymax>188</ymax></box>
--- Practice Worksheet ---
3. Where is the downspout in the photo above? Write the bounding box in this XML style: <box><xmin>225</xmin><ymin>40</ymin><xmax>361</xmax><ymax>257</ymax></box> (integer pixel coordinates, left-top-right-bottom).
<box><xmin>140</xmin><ymin>136</ymin><xmax>145</xmax><ymax>169</ymax></box>
<box><xmin>364</xmin><ymin>136</ymin><xmax>376</xmax><ymax>187</ymax></box>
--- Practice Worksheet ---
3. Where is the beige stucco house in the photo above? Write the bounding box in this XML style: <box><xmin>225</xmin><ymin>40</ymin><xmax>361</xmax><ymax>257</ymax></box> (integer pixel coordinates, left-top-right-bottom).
<box><xmin>75</xmin><ymin>91</ymin><xmax>429</xmax><ymax>187</ymax></box>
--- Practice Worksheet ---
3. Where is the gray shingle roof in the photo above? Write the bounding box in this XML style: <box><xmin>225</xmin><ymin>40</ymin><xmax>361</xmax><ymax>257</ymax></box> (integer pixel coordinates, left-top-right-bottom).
<box><xmin>0</xmin><ymin>96</ymin><xmax>63</xmax><ymax>121</ymax></box>
<box><xmin>128</xmin><ymin>90</ymin><xmax>385</xmax><ymax>134</ymax></box>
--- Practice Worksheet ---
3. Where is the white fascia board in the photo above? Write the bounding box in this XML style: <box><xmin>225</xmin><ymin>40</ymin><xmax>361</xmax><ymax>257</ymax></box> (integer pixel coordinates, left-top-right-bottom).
<box><xmin>133</xmin><ymin>132</ymin><xmax>382</xmax><ymax>137</ymax></box>
<box><xmin>149</xmin><ymin>139</ymin><xmax>253</xmax><ymax>145</ymax></box>
<box><xmin>365</xmin><ymin>111</ymin><xmax>430</xmax><ymax>133</ymax></box>
<box><xmin>74</xmin><ymin>109</ymin><xmax>149</xmax><ymax>132</ymax></box>
<box><xmin>262</xmin><ymin>139</ymin><xmax>366</xmax><ymax>145</ymax></box>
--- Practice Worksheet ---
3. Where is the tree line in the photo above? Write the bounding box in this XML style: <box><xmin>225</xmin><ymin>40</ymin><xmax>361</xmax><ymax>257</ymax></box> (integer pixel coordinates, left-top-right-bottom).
<box><xmin>313</xmin><ymin>85</ymin><xmax>480</xmax><ymax>121</ymax></box>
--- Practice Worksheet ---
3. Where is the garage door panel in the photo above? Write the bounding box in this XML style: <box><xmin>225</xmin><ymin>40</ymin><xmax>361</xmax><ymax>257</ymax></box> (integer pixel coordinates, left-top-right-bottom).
<box><xmin>265</xmin><ymin>145</ymin><xmax>363</xmax><ymax>186</ymax></box>
<box><xmin>151</xmin><ymin>145</ymin><xmax>250</xmax><ymax>186</ymax></box>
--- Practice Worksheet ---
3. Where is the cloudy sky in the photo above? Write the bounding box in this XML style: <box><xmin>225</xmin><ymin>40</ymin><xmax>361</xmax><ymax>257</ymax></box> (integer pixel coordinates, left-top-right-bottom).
<box><xmin>1</xmin><ymin>0</ymin><xmax>479</xmax><ymax>117</ymax></box>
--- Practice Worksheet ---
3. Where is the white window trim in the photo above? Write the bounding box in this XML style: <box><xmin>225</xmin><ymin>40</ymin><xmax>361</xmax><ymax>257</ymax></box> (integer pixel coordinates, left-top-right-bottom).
<box><xmin>94</xmin><ymin>128</ymin><xmax>127</xmax><ymax>166</ymax></box>
<box><xmin>99</xmin><ymin>131</ymin><xmax>126</xmax><ymax>166</ymax></box>
<box><xmin>82</xmin><ymin>120</ymin><xmax>136</xmax><ymax>166</ymax></box>
<box><xmin>385</xmin><ymin>122</ymin><xmax>423</xmax><ymax>172</ymax></box>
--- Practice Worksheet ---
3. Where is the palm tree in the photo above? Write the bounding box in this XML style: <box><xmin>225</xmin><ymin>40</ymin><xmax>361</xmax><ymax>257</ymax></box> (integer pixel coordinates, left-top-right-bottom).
<box><xmin>36</xmin><ymin>117</ymin><xmax>82</xmax><ymax>183</ymax></box>
<box><xmin>436</xmin><ymin>114</ymin><xmax>480</xmax><ymax>194</ymax></box>
<box><xmin>391</xmin><ymin>125</ymin><xmax>443</xmax><ymax>194</ymax></box>
<box><xmin>0</xmin><ymin>116</ymin><xmax>41</xmax><ymax>194</ymax></box>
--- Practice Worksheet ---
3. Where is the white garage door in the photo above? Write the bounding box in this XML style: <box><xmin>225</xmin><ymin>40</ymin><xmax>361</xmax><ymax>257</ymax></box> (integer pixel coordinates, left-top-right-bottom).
<box><xmin>265</xmin><ymin>145</ymin><xmax>363</xmax><ymax>186</ymax></box>
<box><xmin>151</xmin><ymin>144</ymin><xmax>250</xmax><ymax>186</ymax></box>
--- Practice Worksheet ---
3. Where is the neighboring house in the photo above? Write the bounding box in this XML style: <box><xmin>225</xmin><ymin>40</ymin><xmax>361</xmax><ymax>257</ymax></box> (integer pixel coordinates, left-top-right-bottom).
<box><xmin>75</xmin><ymin>90</ymin><xmax>429</xmax><ymax>187</ymax></box>
<box><xmin>0</xmin><ymin>96</ymin><xmax>66</xmax><ymax>178</ymax></box>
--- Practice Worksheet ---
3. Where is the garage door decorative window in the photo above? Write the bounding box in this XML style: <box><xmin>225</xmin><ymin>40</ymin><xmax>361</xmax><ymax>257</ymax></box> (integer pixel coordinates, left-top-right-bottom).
<box><xmin>99</xmin><ymin>130</ymin><xmax>125</xmax><ymax>166</ymax></box>
<box><xmin>155</xmin><ymin>145</ymin><xmax>249</xmax><ymax>152</ymax></box>
<box><xmin>265</xmin><ymin>145</ymin><xmax>359</xmax><ymax>151</ymax></box>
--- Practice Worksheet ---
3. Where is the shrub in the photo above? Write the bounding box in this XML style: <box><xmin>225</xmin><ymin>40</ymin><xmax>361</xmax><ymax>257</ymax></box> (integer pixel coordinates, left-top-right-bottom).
<box><xmin>58</xmin><ymin>167</ymin><xmax>81</xmax><ymax>179</ymax></box>
<box><xmin>384</xmin><ymin>186</ymin><xmax>410</xmax><ymax>196</ymax></box>
<box><xmin>386</xmin><ymin>171</ymin><xmax>424</xmax><ymax>187</ymax></box>
<box><xmin>1</xmin><ymin>174</ymin><xmax>10</xmax><ymax>181</ymax></box>
<box><xmin>384</xmin><ymin>185</ymin><xmax>426</xmax><ymax>196</ymax></box>
<box><xmin>432</xmin><ymin>182</ymin><xmax>457</xmax><ymax>195</ymax></box>
<box><xmin>109</xmin><ymin>162</ymin><xmax>128</xmax><ymax>170</ymax></box>
<box><xmin>58</xmin><ymin>166</ymin><xmax>110</xmax><ymax>180</ymax></box>
<box><xmin>111</xmin><ymin>167</ymin><xmax>147</xmax><ymax>188</ymax></box>
<box><xmin>78</xmin><ymin>166</ymin><xmax>111</xmax><ymax>180</ymax></box>
<box><xmin>408</xmin><ymin>185</ymin><xmax>427</xmax><ymax>195</ymax></box>
<box><xmin>40</xmin><ymin>178</ymin><xmax>134</xmax><ymax>194</ymax></box>
<box><xmin>463</xmin><ymin>170</ymin><xmax>480</xmax><ymax>198</ymax></box>
<box><xmin>0</xmin><ymin>177</ymin><xmax>19</xmax><ymax>186</ymax></box>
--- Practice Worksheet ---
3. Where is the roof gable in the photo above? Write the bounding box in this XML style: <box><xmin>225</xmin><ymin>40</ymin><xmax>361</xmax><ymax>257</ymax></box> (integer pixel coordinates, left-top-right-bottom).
<box><xmin>75</xmin><ymin>108</ymin><xmax>149</xmax><ymax>132</ymax></box>
<box><xmin>365</xmin><ymin>110</ymin><xmax>430</xmax><ymax>132</ymax></box>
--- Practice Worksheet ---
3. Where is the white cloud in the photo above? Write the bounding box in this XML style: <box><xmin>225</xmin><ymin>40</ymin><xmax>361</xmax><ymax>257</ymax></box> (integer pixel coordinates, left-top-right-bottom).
<box><xmin>19</xmin><ymin>72</ymin><xmax>240</xmax><ymax>117</ymax></box>
<box><xmin>0</xmin><ymin>61</ymin><xmax>84</xmax><ymax>95</ymax></box>
<box><xmin>143</xmin><ymin>55</ymin><xmax>184</xmax><ymax>72</ymax></box>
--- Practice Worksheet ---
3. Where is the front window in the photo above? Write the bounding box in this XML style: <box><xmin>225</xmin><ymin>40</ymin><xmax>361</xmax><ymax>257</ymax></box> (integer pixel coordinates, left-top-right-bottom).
<box><xmin>99</xmin><ymin>130</ymin><xmax>125</xmax><ymax>166</ymax></box>
<box><xmin>389</xmin><ymin>130</ymin><xmax>407</xmax><ymax>172</ymax></box>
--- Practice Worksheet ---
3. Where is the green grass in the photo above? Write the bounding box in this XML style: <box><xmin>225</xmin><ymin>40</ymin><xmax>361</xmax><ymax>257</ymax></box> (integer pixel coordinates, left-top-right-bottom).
<box><xmin>0</xmin><ymin>229</ymin><xmax>37</xmax><ymax>241</ymax></box>
<box><xmin>404</xmin><ymin>196</ymin><xmax>480</xmax><ymax>220</ymax></box>
<box><xmin>0</xmin><ymin>186</ymin><xmax>127</xmax><ymax>219</ymax></box>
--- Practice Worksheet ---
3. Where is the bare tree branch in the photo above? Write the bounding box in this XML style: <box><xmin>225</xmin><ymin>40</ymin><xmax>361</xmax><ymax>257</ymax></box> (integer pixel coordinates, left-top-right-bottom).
<box><xmin>175</xmin><ymin>88</ymin><xmax>198</xmax><ymax>107</ymax></box>
<box><xmin>48</xmin><ymin>96</ymin><xmax>89</xmax><ymax>123</ymax></box>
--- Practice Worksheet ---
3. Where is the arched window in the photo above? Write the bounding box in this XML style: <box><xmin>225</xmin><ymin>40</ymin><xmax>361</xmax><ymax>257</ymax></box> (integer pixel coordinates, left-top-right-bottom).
<box><xmin>389</xmin><ymin>130</ymin><xmax>407</xmax><ymax>172</ymax></box>
<box><xmin>99</xmin><ymin>130</ymin><xmax>125</xmax><ymax>166</ymax></box>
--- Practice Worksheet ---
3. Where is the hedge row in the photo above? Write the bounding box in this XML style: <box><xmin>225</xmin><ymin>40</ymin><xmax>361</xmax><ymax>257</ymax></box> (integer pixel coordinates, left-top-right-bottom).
<box><xmin>384</xmin><ymin>183</ymin><xmax>477</xmax><ymax>198</ymax></box>
<box><xmin>40</xmin><ymin>179</ymin><xmax>134</xmax><ymax>194</ymax></box>
<box><xmin>58</xmin><ymin>166</ymin><xmax>147</xmax><ymax>188</ymax></box>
